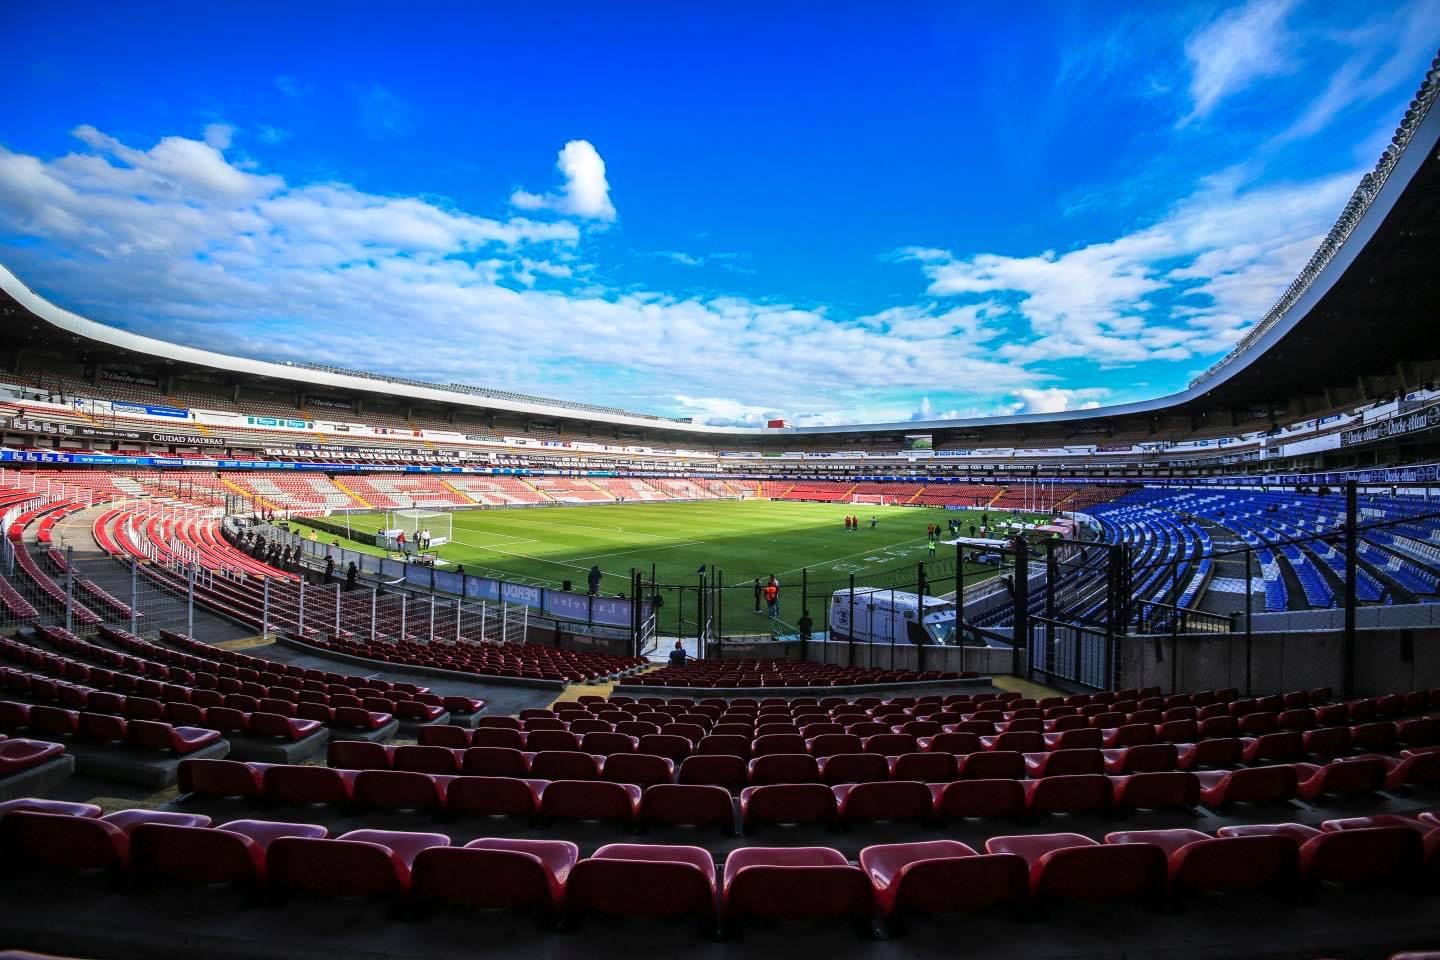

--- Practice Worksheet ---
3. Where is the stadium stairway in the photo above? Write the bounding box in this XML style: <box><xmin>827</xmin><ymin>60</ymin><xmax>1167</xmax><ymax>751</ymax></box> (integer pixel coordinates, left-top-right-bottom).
<box><xmin>218</xmin><ymin>477</ymin><xmax>280</xmax><ymax>513</ymax></box>
<box><xmin>330</xmin><ymin>477</ymin><xmax>374</xmax><ymax>509</ymax></box>
<box><xmin>440</xmin><ymin>480</ymin><xmax>476</xmax><ymax>504</ymax></box>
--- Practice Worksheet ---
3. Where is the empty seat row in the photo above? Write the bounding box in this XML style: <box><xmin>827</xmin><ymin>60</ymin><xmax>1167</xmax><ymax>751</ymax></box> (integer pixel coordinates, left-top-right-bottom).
<box><xmin>5</xmin><ymin>803</ymin><xmax>1434</xmax><ymax>933</ymax></box>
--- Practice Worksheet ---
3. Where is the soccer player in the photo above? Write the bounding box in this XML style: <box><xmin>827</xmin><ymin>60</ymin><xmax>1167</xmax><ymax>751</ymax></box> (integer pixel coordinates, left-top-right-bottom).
<box><xmin>870</xmin><ymin>515</ymin><xmax>877</xmax><ymax>529</ymax></box>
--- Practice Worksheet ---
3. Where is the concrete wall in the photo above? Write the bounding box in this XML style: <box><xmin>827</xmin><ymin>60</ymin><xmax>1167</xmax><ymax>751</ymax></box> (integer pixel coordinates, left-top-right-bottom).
<box><xmin>1119</xmin><ymin>627</ymin><xmax>1440</xmax><ymax>696</ymax></box>
<box><xmin>801</xmin><ymin>639</ymin><xmax>1020</xmax><ymax>677</ymax></box>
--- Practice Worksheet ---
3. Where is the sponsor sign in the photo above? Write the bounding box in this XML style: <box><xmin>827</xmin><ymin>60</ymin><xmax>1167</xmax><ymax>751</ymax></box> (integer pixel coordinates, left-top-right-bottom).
<box><xmin>100</xmin><ymin>370</ymin><xmax>160</xmax><ymax>387</ymax></box>
<box><xmin>0</xmin><ymin>416</ymin><xmax>224</xmax><ymax>446</ymax></box>
<box><xmin>1340</xmin><ymin>404</ymin><xmax>1440</xmax><ymax>446</ymax></box>
<box><xmin>113</xmin><ymin>401</ymin><xmax>190</xmax><ymax>419</ymax></box>
<box><xmin>246</xmin><ymin>416</ymin><xmax>312</xmax><ymax>430</ymax></box>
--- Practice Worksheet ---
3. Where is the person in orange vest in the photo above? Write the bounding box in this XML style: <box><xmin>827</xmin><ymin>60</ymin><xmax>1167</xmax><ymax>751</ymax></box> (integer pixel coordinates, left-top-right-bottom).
<box><xmin>764</xmin><ymin>578</ymin><xmax>779</xmax><ymax>617</ymax></box>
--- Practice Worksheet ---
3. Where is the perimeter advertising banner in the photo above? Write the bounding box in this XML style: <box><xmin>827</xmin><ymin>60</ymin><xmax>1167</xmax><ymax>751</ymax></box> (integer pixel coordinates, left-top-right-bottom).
<box><xmin>0</xmin><ymin>416</ymin><xmax>227</xmax><ymax>446</ymax></box>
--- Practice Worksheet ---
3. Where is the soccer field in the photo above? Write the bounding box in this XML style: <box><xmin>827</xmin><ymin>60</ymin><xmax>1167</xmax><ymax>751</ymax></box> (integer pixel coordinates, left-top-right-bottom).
<box><xmin>296</xmin><ymin>499</ymin><xmax>1046</xmax><ymax>597</ymax></box>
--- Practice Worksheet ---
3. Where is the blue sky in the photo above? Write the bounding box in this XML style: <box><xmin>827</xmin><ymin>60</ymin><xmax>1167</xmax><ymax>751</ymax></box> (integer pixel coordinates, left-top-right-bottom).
<box><xmin>0</xmin><ymin>1</ymin><xmax>1435</xmax><ymax>426</ymax></box>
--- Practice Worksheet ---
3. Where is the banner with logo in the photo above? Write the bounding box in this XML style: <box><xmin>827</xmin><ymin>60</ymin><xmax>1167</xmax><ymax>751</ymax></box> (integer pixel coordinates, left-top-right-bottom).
<box><xmin>113</xmin><ymin>401</ymin><xmax>190</xmax><ymax>419</ymax></box>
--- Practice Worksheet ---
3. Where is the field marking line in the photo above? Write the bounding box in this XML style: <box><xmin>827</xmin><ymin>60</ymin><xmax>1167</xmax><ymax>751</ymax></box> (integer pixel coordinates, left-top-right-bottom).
<box><xmin>445</xmin><ymin>528</ymin><xmax>541</xmax><ymax>545</ymax></box>
<box><xmin>446</xmin><ymin>537</ymin><xmax>601</xmax><ymax>575</ymax></box>
<box><xmin>570</xmin><ymin>540</ymin><xmax>708</xmax><ymax>563</ymax></box>
<box><xmin>461</xmin><ymin>512</ymin><xmax>699</xmax><ymax>541</ymax></box>
<box><xmin>776</xmin><ymin>533</ymin><xmax>934</xmax><ymax>578</ymax></box>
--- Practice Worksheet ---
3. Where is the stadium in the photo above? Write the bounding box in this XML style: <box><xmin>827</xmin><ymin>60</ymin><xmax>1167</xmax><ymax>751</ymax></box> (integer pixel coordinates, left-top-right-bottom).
<box><xmin>1</xmin><ymin>8</ymin><xmax>1440</xmax><ymax>960</ymax></box>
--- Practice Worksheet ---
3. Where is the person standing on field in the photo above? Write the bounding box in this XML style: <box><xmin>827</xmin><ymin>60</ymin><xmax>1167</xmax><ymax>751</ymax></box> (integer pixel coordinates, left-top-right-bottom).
<box><xmin>753</xmin><ymin>578</ymin><xmax>763</xmax><ymax>614</ymax></box>
<box><xmin>587</xmin><ymin>564</ymin><xmax>602</xmax><ymax>596</ymax></box>
<box><xmin>764</xmin><ymin>579</ymin><xmax>779</xmax><ymax>618</ymax></box>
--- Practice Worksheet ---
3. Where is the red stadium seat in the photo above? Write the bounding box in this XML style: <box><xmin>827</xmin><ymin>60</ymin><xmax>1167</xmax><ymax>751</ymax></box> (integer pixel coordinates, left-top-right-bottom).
<box><xmin>986</xmin><ymin>832</ymin><xmax>1165</xmax><ymax>901</ymax></box>
<box><xmin>889</xmin><ymin>751</ymin><xmax>959</xmax><ymax>783</ymax></box>
<box><xmin>444</xmin><ymin>776</ymin><xmax>543</xmax><ymax>817</ymax></box>
<box><xmin>641</xmin><ymin>783</ymin><xmax>735</xmax><ymax>830</ymax></box>
<box><xmin>462</xmin><ymin>747</ymin><xmax>531</xmax><ymax>778</ymax></box>
<box><xmin>602</xmin><ymin>752</ymin><xmax>675</xmax><ymax>788</ymax></box>
<box><xmin>723</xmin><ymin>846</ymin><xmax>871</xmax><ymax>922</ymax></box>
<box><xmin>530</xmin><ymin>750</ymin><xmax>603</xmax><ymax>781</ymax></box>
<box><xmin>932</xmin><ymin>779</ymin><xmax>1026</xmax><ymax>820</ymax></box>
<box><xmin>412</xmin><ymin>838</ymin><xmax>577</xmax><ymax>910</ymax></box>
<box><xmin>1104</xmin><ymin>828</ymin><xmax>1297</xmax><ymax>895</ymax></box>
<box><xmin>1025</xmin><ymin>774</ymin><xmax>1111</xmax><ymax>816</ymax></box>
<box><xmin>818</xmin><ymin>752</ymin><xmax>889</xmax><ymax>785</ymax></box>
<box><xmin>748</xmin><ymin>753</ymin><xmax>820</xmax><ymax>785</ymax></box>
<box><xmin>568</xmin><ymin>843</ymin><xmax>717</xmax><ymax>919</ymax></box>
<box><xmin>740</xmin><ymin>783</ymin><xmax>838</xmax><ymax>828</ymax></box>
<box><xmin>835</xmin><ymin>781</ymin><xmax>933</xmax><ymax>823</ymax></box>
<box><xmin>538</xmin><ymin>780</ymin><xmax>642</xmax><ymax>823</ymax></box>
<box><xmin>1</xmin><ymin>811</ymin><xmax>128</xmax><ymax>871</ymax></box>
<box><xmin>860</xmin><ymin>839</ymin><xmax>1028</xmax><ymax>917</ymax></box>
<box><xmin>352</xmin><ymin>770</ymin><xmax>443</xmax><ymax>812</ymax></box>
<box><xmin>178</xmin><ymin>758</ymin><xmax>264</xmax><ymax>798</ymax></box>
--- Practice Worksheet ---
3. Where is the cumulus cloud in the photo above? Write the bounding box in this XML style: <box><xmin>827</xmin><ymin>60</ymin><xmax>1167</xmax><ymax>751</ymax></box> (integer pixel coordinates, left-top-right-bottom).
<box><xmin>511</xmin><ymin>139</ymin><xmax>616</xmax><ymax>221</ymax></box>
<box><xmin>899</xmin><ymin>163</ymin><xmax>1357</xmax><ymax>369</ymax></box>
<box><xmin>1181</xmin><ymin>0</ymin><xmax>1298</xmax><ymax>125</ymax></box>
<box><xmin>1008</xmin><ymin>388</ymin><xmax>1108</xmax><ymax>415</ymax></box>
<box><xmin>0</xmin><ymin>125</ymin><xmax>1045</xmax><ymax>426</ymax></box>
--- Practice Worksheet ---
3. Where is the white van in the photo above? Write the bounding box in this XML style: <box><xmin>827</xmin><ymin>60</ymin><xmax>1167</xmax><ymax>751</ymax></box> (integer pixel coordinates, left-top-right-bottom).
<box><xmin>828</xmin><ymin>589</ymin><xmax>959</xmax><ymax>646</ymax></box>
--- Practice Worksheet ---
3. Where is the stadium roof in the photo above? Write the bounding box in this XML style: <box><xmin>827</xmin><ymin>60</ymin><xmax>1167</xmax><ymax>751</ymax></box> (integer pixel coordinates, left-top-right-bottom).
<box><xmin>3</xmin><ymin>63</ymin><xmax>1438</xmax><ymax>448</ymax></box>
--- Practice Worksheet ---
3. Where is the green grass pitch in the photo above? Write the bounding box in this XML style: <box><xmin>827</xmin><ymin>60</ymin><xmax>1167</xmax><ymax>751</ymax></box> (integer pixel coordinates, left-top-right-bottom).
<box><xmin>298</xmin><ymin>499</ymin><xmax>1047</xmax><ymax>597</ymax></box>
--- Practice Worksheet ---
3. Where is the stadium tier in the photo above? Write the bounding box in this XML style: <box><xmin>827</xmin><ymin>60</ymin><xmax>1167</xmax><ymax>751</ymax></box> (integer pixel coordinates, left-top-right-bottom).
<box><xmin>2</xmin><ymin>37</ymin><xmax>1440</xmax><ymax>960</ymax></box>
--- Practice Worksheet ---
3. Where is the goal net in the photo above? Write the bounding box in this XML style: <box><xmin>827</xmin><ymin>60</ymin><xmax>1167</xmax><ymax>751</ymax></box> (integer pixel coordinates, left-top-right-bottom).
<box><xmin>383</xmin><ymin>509</ymin><xmax>452</xmax><ymax>549</ymax></box>
<box><xmin>850</xmin><ymin>494</ymin><xmax>890</xmax><ymax>506</ymax></box>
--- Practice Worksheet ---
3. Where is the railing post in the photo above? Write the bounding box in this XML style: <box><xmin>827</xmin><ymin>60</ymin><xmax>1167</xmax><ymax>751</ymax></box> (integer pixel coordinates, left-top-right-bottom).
<box><xmin>262</xmin><ymin>578</ymin><xmax>270</xmax><ymax>641</ymax></box>
<box><xmin>64</xmin><ymin>545</ymin><xmax>74</xmax><ymax>634</ymax></box>
<box><xmin>298</xmin><ymin>577</ymin><xmax>305</xmax><ymax>636</ymax></box>
<box><xmin>334</xmin><ymin>584</ymin><xmax>341</xmax><ymax>638</ymax></box>
<box><xmin>187</xmin><ymin>564</ymin><xmax>195</xmax><ymax>639</ymax></box>
<box><xmin>848</xmin><ymin>574</ymin><xmax>856</xmax><ymax>668</ymax></box>
<box><xmin>370</xmin><ymin>587</ymin><xmax>377</xmax><ymax>642</ymax></box>
<box><xmin>129</xmin><ymin>559</ymin><xmax>139</xmax><ymax>635</ymax></box>
<box><xmin>429</xmin><ymin>593</ymin><xmax>436</xmax><ymax>644</ymax></box>
<box><xmin>1244</xmin><ymin>543</ymin><xmax>1254</xmax><ymax>696</ymax></box>
<box><xmin>400</xmin><ymin>594</ymin><xmax>408</xmax><ymax>640</ymax></box>
<box><xmin>1343</xmin><ymin>480</ymin><xmax>1358</xmax><ymax>698</ymax></box>
<box><xmin>455</xmin><ymin>597</ymin><xmax>462</xmax><ymax>643</ymax></box>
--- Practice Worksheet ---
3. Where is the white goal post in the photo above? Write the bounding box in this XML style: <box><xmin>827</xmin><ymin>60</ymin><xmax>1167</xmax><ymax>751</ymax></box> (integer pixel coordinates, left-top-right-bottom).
<box><xmin>850</xmin><ymin>493</ymin><xmax>891</xmax><ymax>506</ymax></box>
<box><xmin>382</xmin><ymin>509</ymin><xmax>452</xmax><ymax>549</ymax></box>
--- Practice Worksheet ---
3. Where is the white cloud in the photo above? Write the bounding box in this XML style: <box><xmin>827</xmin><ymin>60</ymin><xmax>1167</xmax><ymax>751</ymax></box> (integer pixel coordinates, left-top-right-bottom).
<box><xmin>511</xmin><ymin>139</ymin><xmax>616</xmax><ymax>221</ymax></box>
<box><xmin>1008</xmin><ymin>388</ymin><xmax>1108</xmax><ymax>415</ymax></box>
<box><xmin>1272</xmin><ymin>0</ymin><xmax>1440</xmax><ymax>144</ymax></box>
<box><xmin>0</xmin><ymin>125</ymin><xmax>1046</xmax><ymax>426</ymax></box>
<box><xmin>1181</xmin><ymin>0</ymin><xmax>1298</xmax><ymax>125</ymax></box>
<box><xmin>901</xmin><ymin>162</ymin><xmax>1357</xmax><ymax>368</ymax></box>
